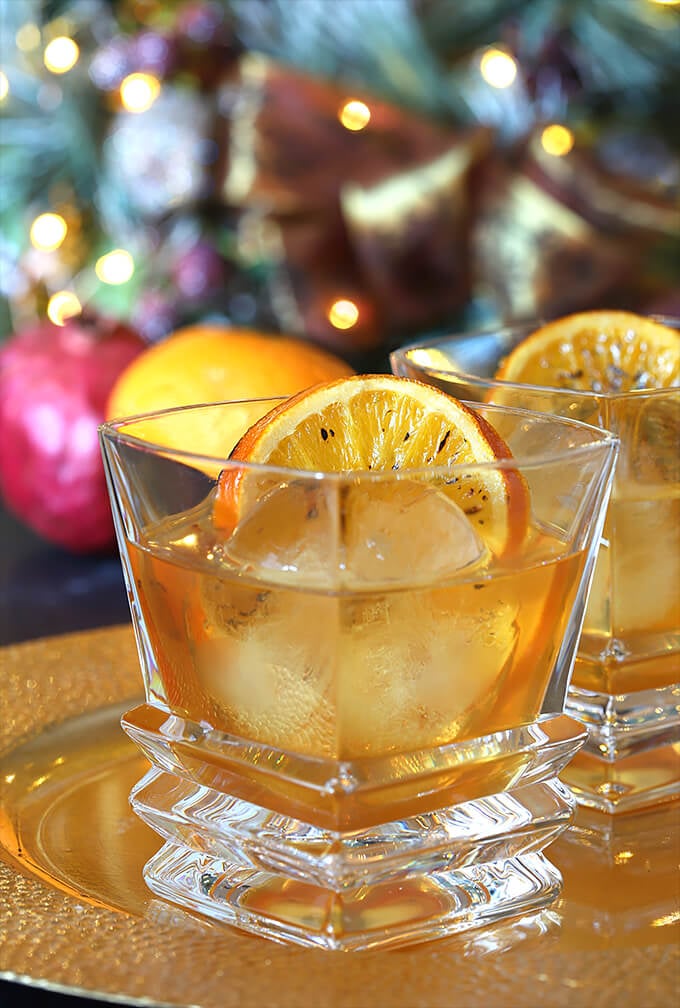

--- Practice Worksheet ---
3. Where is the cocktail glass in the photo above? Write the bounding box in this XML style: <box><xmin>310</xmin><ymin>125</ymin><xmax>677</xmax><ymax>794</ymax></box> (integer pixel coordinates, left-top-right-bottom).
<box><xmin>100</xmin><ymin>396</ymin><xmax>616</xmax><ymax>950</ymax></box>
<box><xmin>392</xmin><ymin>319</ymin><xmax>679</xmax><ymax>814</ymax></box>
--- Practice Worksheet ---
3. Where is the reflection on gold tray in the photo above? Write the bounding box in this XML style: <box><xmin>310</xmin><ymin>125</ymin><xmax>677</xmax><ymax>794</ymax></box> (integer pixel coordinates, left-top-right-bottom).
<box><xmin>1</xmin><ymin>625</ymin><xmax>679</xmax><ymax>1008</ymax></box>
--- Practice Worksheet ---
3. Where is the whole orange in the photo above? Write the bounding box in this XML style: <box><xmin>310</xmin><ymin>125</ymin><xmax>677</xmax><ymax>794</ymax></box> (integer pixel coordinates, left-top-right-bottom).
<box><xmin>106</xmin><ymin>324</ymin><xmax>355</xmax><ymax>421</ymax></box>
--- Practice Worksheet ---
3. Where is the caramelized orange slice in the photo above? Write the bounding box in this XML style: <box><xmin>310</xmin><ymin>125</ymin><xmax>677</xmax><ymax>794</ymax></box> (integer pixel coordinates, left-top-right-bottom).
<box><xmin>496</xmin><ymin>310</ymin><xmax>679</xmax><ymax>392</ymax></box>
<box><xmin>215</xmin><ymin>374</ymin><xmax>528</xmax><ymax>557</ymax></box>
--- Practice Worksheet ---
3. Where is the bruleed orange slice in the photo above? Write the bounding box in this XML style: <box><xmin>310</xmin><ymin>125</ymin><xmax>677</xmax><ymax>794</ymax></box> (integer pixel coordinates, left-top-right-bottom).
<box><xmin>214</xmin><ymin>374</ymin><xmax>529</xmax><ymax>559</ymax></box>
<box><xmin>495</xmin><ymin>310</ymin><xmax>679</xmax><ymax>392</ymax></box>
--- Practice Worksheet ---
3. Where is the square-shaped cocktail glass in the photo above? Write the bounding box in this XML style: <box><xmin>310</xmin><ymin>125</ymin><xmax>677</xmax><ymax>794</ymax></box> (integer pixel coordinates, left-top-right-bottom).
<box><xmin>100</xmin><ymin>396</ymin><xmax>616</xmax><ymax>949</ymax></box>
<box><xmin>392</xmin><ymin>320</ymin><xmax>679</xmax><ymax>814</ymax></box>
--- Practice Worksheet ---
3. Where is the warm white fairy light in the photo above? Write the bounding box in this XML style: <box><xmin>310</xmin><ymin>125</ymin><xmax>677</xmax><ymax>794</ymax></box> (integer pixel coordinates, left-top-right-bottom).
<box><xmin>328</xmin><ymin>299</ymin><xmax>359</xmax><ymax>330</ymax></box>
<box><xmin>0</xmin><ymin>72</ymin><xmax>8</xmax><ymax>102</ymax></box>
<box><xmin>480</xmin><ymin>48</ymin><xmax>518</xmax><ymax>89</ymax></box>
<box><xmin>16</xmin><ymin>23</ymin><xmax>41</xmax><ymax>51</ymax></box>
<box><xmin>44</xmin><ymin>36</ymin><xmax>80</xmax><ymax>74</ymax></box>
<box><xmin>47</xmin><ymin>290</ymin><xmax>82</xmax><ymax>325</ymax></box>
<box><xmin>120</xmin><ymin>72</ymin><xmax>161</xmax><ymax>113</ymax></box>
<box><xmin>339</xmin><ymin>99</ymin><xmax>371</xmax><ymax>131</ymax></box>
<box><xmin>30</xmin><ymin>212</ymin><xmax>68</xmax><ymax>251</ymax></box>
<box><xmin>540</xmin><ymin>123</ymin><xmax>575</xmax><ymax>157</ymax></box>
<box><xmin>95</xmin><ymin>249</ymin><xmax>135</xmax><ymax>285</ymax></box>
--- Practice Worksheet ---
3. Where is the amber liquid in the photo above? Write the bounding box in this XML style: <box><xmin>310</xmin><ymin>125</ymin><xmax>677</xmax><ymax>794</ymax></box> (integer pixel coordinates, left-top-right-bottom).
<box><xmin>127</xmin><ymin>496</ymin><xmax>585</xmax><ymax>762</ymax></box>
<box><xmin>574</xmin><ymin>484</ymin><xmax>680</xmax><ymax>694</ymax></box>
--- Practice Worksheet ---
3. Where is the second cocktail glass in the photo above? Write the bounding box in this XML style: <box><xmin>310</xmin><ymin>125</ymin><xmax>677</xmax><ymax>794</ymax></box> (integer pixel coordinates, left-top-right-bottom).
<box><xmin>100</xmin><ymin>395</ymin><xmax>616</xmax><ymax>949</ymax></box>
<box><xmin>392</xmin><ymin>321</ymin><xmax>679</xmax><ymax>813</ymax></box>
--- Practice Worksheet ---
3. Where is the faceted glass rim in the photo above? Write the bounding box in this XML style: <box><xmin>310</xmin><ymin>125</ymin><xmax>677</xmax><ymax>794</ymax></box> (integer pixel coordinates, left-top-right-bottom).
<box><xmin>98</xmin><ymin>396</ymin><xmax>618</xmax><ymax>481</ymax></box>
<box><xmin>391</xmin><ymin>314</ymin><xmax>680</xmax><ymax>403</ymax></box>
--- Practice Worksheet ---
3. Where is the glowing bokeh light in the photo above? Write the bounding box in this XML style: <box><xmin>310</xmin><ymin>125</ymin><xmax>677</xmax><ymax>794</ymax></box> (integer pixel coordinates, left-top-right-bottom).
<box><xmin>613</xmin><ymin>849</ymin><xmax>635</xmax><ymax>864</ymax></box>
<box><xmin>328</xmin><ymin>299</ymin><xmax>359</xmax><ymax>330</ymax></box>
<box><xmin>44</xmin><ymin>36</ymin><xmax>79</xmax><ymax>74</ymax></box>
<box><xmin>339</xmin><ymin>100</ymin><xmax>371</xmax><ymax>131</ymax></box>
<box><xmin>120</xmin><ymin>73</ymin><xmax>161</xmax><ymax>113</ymax></box>
<box><xmin>479</xmin><ymin>48</ymin><xmax>518</xmax><ymax>89</ymax></box>
<box><xmin>47</xmin><ymin>290</ymin><xmax>82</xmax><ymax>325</ymax></box>
<box><xmin>30</xmin><ymin>212</ymin><xmax>68</xmax><ymax>251</ymax></box>
<box><xmin>0</xmin><ymin>71</ymin><xmax>8</xmax><ymax>102</ymax></box>
<box><xmin>540</xmin><ymin>123</ymin><xmax>575</xmax><ymax>157</ymax></box>
<box><xmin>95</xmin><ymin>249</ymin><xmax>135</xmax><ymax>284</ymax></box>
<box><xmin>16</xmin><ymin>23</ymin><xmax>41</xmax><ymax>51</ymax></box>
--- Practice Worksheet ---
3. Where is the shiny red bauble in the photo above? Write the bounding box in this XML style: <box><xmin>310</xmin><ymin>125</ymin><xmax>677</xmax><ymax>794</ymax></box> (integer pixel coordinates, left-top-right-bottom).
<box><xmin>0</xmin><ymin>315</ymin><xmax>145</xmax><ymax>553</ymax></box>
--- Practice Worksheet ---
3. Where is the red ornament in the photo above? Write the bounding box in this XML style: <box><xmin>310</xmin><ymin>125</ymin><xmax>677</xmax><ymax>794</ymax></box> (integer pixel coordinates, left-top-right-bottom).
<box><xmin>0</xmin><ymin>314</ymin><xmax>145</xmax><ymax>554</ymax></box>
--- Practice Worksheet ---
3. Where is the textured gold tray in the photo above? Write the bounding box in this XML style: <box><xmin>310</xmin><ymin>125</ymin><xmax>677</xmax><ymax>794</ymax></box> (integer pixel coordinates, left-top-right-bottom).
<box><xmin>1</xmin><ymin>625</ymin><xmax>678</xmax><ymax>1008</ymax></box>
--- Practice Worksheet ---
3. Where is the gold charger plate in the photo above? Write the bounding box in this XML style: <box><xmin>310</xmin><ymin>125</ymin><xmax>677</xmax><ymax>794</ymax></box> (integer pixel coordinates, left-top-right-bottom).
<box><xmin>1</xmin><ymin>625</ymin><xmax>678</xmax><ymax>1008</ymax></box>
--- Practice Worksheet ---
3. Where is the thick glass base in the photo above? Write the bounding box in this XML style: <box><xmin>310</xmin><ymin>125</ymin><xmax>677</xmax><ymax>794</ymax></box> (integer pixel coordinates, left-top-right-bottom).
<box><xmin>564</xmin><ymin>682</ymin><xmax>680</xmax><ymax>813</ymax></box>
<box><xmin>122</xmin><ymin>706</ymin><xmax>586</xmax><ymax>950</ymax></box>
<box><xmin>566</xmin><ymin>682</ymin><xmax>680</xmax><ymax>760</ymax></box>
<box><xmin>560</xmin><ymin>743</ymin><xmax>680</xmax><ymax>814</ymax></box>
<box><xmin>142</xmin><ymin>832</ymin><xmax>562</xmax><ymax>951</ymax></box>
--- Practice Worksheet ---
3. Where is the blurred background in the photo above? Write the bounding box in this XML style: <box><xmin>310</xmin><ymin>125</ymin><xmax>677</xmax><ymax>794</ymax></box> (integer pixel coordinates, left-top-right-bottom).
<box><xmin>1</xmin><ymin>0</ymin><xmax>679</xmax><ymax>643</ymax></box>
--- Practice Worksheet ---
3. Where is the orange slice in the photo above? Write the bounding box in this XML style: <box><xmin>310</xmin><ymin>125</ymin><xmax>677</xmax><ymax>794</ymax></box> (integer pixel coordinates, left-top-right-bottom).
<box><xmin>495</xmin><ymin>311</ymin><xmax>680</xmax><ymax>392</ymax></box>
<box><xmin>215</xmin><ymin>374</ymin><xmax>528</xmax><ymax>558</ymax></box>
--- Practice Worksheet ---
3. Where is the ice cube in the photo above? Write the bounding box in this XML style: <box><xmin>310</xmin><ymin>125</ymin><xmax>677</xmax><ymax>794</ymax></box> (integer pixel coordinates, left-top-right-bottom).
<box><xmin>341</xmin><ymin>479</ymin><xmax>487</xmax><ymax>587</ymax></box>
<box><xmin>340</xmin><ymin>588</ymin><xmax>518</xmax><ymax>753</ymax></box>
<box><xmin>225</xmin><ymin>479</ymin><xmax>338</xmax><ymax>588</ymax></box>
<box><xmin>225</xmin><ymin>477</ymin><xmax>487</xmax><ymax>590</ymax></box>
<box><xmin>611</xmin><ymin>491</ymin><xmax>680</xmax><ymax>633</ymax></box>
<box><xmin>195</xmin><ymin>589</ymin><xmax>336</xmax><ymax>755</ymax></box>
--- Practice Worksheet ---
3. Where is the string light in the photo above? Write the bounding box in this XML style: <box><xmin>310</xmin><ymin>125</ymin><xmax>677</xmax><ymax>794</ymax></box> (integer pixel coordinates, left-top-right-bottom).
<box><xmin>95</xmin><ymin>249</ymin><xmax>135</xmax><ymax>284</ymax></box>
<box><xmin>328</xmin><ymin>299</ymin><xmax>359</xmax><ymax>330</ymax></box>
<box><xmin>44</xmin><ymin>36</ymin><xmax>79</xmax><ymax>74</ymax></box>
<box><xmin>479</xmin><ymin>48</ymin><xmax>518</xmax><ymax>89</ymax></box>
<box><xmin>120</xmin><ymin>73</ymin><xmax>161</xmax><ymax>113</ymax></box>
<box><xmin>47</xmin><ymin>290</ymin><xmax>82</xmax><ymax>325</ymax></box>
<box><xmin>0</xmin><ymin>72</ymin><xmax>8</xmax><ymax>102</ymax></box>
<box><xmin>30</xmin><ymin>212</ymin><xmax>68</xmax><ymax>251</ymax></box>
<box><xmin>339</xmin><ymin>100</ymin><xmax>371</xmax><ymax>131</ymax></box>
<box><xmin>540</xmin><ymin>124</ymin><xmax>575</xmax><ymax>157</ymax></box>
<box><xmin>16</xmin><ymin>23</ymin><xmax>41</xmax><ymax>51</ymax></box>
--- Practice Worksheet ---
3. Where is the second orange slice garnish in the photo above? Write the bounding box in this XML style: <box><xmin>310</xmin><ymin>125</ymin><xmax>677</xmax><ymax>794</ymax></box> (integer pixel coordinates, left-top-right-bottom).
<box><xmin>496</xmin><ymin>310</ymin><xmax>680</xmax><ymax>392</ymax></box>
<box><xmin>215</xmin><ymin>374</ymin><xmax>528</xmax><ymax>558</ymax></box>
